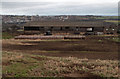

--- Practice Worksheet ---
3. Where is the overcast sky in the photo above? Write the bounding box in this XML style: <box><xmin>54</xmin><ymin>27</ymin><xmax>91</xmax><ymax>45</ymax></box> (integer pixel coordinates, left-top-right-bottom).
<box><xmin>1</xmin><ymin>0</ymin><xmax>120</xmax><ymax>16</ymax></box>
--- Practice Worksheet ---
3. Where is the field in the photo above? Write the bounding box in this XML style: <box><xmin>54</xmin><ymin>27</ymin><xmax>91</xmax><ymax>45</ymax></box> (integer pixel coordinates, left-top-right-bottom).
<box><xmin>104</xmin><ymin>20</ymin><xmax>119</xmax><ymax>25</ymax></box>
<box><xmin>2</xmin><ymin>36</ymin><xmax>120</xmax><ymax>77</ymax></box>
<box><xmin>2</xmin><ymin>32</ymin><xmax>14</xmax><ymax>39</ymax></box>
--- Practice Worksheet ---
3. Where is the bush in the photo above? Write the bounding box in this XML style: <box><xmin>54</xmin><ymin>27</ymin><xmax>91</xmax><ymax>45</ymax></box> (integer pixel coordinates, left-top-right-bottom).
<box><xmin>2</xmin><ymin>32</ymin><xmax>14</xmax><ymax>39</ymax></box>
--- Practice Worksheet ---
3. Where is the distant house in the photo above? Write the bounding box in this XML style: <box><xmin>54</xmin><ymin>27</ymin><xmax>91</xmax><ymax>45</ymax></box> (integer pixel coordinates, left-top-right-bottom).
<box><xmin>23</xmin><ymin>21</ymin><xmax>117</xmax><ymax>35</ymax></box>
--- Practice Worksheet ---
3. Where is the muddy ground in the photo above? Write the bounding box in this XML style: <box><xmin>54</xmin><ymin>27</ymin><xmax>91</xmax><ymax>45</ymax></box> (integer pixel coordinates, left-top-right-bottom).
<box><xmin>2</xmin><ymin>37</ymin><xmax>119</xmax><ymax>60</ymax></box>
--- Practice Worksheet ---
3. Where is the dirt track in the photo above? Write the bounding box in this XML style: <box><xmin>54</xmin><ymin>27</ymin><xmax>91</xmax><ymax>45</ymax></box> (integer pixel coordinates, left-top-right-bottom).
<box><xmin>2</xmin><ymin>38</ymin><xmax>119</xmax><ymax>60</ymax></box>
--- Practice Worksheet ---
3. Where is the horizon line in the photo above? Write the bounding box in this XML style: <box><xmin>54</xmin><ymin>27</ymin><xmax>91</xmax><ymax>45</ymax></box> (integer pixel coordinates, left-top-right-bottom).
<box><xmin>0</xmin><ymin>14</ymin><xmax>118</xmax><ymax>16</ymax></box>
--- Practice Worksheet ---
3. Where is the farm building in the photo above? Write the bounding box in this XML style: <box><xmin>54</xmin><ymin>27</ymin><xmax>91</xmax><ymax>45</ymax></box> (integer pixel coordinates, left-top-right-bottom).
<box><xmin>23</xmin><ymin>21</ymin><xmax>117</xmax><ymax>35</ymax></box>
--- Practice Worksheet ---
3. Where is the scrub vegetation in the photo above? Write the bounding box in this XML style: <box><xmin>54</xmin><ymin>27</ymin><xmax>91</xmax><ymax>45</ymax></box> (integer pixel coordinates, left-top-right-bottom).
<box><xmin>2</xmin><ymin>51</ymin><xmax>119</xmax><ymax>77</ymax></box>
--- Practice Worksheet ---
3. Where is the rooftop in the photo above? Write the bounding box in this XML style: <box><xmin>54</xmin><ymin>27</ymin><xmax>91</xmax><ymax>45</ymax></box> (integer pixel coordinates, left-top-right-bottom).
<box><xmin>24</xmin><ymin>21</ymin><xmax>115</xmax><ymax>27</ymax></box>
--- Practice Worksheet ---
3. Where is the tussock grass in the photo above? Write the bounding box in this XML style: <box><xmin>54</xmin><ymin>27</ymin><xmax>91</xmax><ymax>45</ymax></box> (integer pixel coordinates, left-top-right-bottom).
<box><xmin>2</xmin><ymin>51</ymin><xmax>119</xmax><ymax>77</ymax></box>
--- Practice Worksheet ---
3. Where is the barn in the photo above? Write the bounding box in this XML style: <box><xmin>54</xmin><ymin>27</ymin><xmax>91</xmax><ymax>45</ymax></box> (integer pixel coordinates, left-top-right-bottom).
<box><xmin>23</xmin><ymin>21</ymin><xmax>117</xmax><ymax>35</ymax></box>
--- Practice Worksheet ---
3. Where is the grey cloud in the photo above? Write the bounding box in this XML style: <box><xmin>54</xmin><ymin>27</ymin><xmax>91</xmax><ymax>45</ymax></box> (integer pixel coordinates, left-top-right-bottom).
<box><xmin>1</xmin><ymin>2</ymin><xmax>118</xmax><ymax>16</ymax></box>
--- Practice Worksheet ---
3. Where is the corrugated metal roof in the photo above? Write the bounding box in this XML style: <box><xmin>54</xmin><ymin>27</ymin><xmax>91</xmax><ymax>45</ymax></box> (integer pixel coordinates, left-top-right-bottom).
<box><xmin>24</xmin><ymin>21</ymin><xmax>115</xmax><ymax>27</ymax></box>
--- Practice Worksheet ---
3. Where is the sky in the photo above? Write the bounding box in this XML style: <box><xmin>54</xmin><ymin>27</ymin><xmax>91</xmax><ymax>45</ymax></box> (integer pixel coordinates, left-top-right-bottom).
<box><xmin>1</xmin><ymin>0</ymin><xmax>120</xmax><ymax>16</ymax></box>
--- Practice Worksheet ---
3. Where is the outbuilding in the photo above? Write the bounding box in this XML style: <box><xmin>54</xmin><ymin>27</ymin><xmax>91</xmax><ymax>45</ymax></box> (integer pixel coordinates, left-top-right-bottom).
<box><xmin>23</xmin><ymin>21</ymin><xmax>117</xmax><ymax>35</ymax></box>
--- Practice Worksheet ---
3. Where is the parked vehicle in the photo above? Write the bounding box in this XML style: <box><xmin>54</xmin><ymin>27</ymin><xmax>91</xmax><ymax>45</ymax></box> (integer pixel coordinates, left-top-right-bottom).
<box><xmin>44</xmin><ymin>31</ymin><xmax>52</xmax><ymax>35</ymax></box>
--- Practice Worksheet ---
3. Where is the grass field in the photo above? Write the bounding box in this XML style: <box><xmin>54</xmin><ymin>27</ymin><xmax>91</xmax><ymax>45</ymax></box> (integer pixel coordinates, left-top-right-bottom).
<box><xmin>104</xmin><ymin>20</ymin><xmax>119</xmax><ymax>25</ymax></box>
<box><xmin>2</xmin><ymin>36</ymin><xmax>120</xmax><ymax>77</ymax></box>
<box><xmin>2</xmin><ymin>51</ymin><xmax>119</xmax><ymax>77</ymax></box>
<box><xmin>95</xmin><ymin>16</ymin><xmax>118</xmax><ymax>20</ymax></box>
<box><xmin>2</xmin><ymin>32</ymin><xmax>14</xmax><ymax>39</ymax></box>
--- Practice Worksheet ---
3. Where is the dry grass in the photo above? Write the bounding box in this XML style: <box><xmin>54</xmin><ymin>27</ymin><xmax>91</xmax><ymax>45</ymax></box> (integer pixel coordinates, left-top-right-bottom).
<box><xmin>2</xmin><ymin>51</ymin><xmax>120</xmax><ymax>77</ymax></box>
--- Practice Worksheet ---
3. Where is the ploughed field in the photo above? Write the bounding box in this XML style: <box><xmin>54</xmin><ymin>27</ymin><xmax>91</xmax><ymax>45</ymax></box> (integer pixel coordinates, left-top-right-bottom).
<box><xmin>2</xmin><ymin>37</ymin><xmax>119</xmax><ymax>60</ymax></box>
